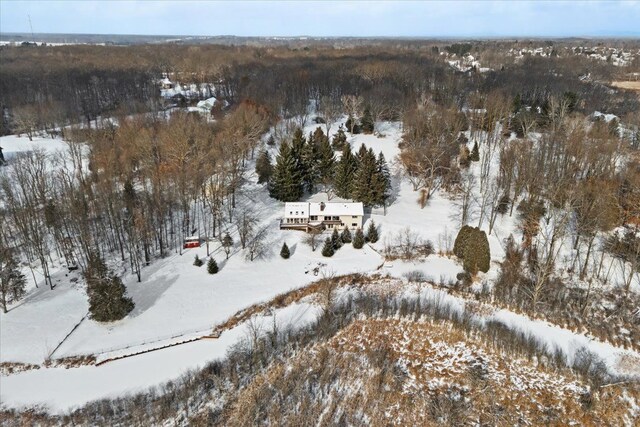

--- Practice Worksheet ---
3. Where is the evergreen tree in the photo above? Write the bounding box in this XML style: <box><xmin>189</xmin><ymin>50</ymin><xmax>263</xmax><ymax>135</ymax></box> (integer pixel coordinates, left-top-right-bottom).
<box><xmin>353</xmin><ymin>228</ymin><xmax>365</xmax><ymax>249</ymax></box>
<box><xmin>255</xmin><ymin>148</ymin><xmax>273</xmax><ymax>184</ymax></box>
<box><xmin>346</xmin><ymin>114</ymin><xmax>360</xmax><ymax>134</ymax></box>
<box><xmin>84</xmin><ymin>253</ymin><xmax>134</xmax><ymax>322</ymax></box>
<box><xmin>331</xmin><ymin>227</ymin><xmax>342</xmax><ymax>250</ymax></box>
<box><xmin>269</xmin><ymin>141</ymin><xmax>304</xmax><ymax>202</ymax></box>
<box><xmin>194</xmin><ymin>254</ymin><xmax>203</xmax><ymax>267</ymax></box>
<box><xmin>207</xmin><ymin>257</ymin><xmax>219</xmax><ymax>274</ymax></box>
<box><xmin>376</xmin><ymin>152</ymin><xmax>392</xmax><ymax>207</ymax></box>
<box><xmin>470</xmin><ymin>141</ymin><xmax>480</xmax><ymax>161</ymax></box>
<box><xmin>332</xmin><ymin>126</ymin><xmax>348</xmax><ymax>150</ymax></box>
<box><xmin>454</xmin><ymin>226</ymin><xmax>491</xmax><ymax>274</ymax></box>
<box><xmin>280</xmin><ymin>242</ymin><xmax>290</xmax><ymax>259</ymax></box>
<box><xmin>267</xmin><ymin>135</ymin><xmax>275</xmax><ymax>146</ymax></box>
<box><xmin>341</xmin><ymin>227</ymin><xmax>352</xmax><ymax>244</ymax></box>
<box><xmin>366</xmin><ymin>220</ymin><xmax>379</xmax><ymax>243</ymax></box>
<box><xmin>360</xmin><ymin>106</ymin><xmax>374</xmax><ymax>133</ymax></box>
<box><xmin>0</xmin><ymin>248</ymin><xmax>27</xmax><ymax>313</ymax></box>
<box><xmin>322</xmin><ymin>237</ymin><xmax>335</xmax><ymax>257</ymax></box>
<box><xmin>315</xmin><ymin>133</ymin><xmax>336</xmax><ymax>186</ymax></box>
<box><xmin>453</xmin><ymin>225</ymin><xmax>474</xmax><ymax>258</ymax></box>
<box><xmin>352</xmin><ymin>147</ymin><xmax>379</xmax><ymax>205</ymax></box>
<box><xmin>334</xmin><ymin>146</ymin><xmax>358</xmax><ymax>199</ymax></box>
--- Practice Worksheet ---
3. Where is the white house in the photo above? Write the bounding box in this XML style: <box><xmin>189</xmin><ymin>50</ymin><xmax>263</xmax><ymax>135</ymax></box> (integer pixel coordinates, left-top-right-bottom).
<box><xmin>281</xmin><ymin>202</ymin><xmax>364</xmax><ymax>232</ymax></box>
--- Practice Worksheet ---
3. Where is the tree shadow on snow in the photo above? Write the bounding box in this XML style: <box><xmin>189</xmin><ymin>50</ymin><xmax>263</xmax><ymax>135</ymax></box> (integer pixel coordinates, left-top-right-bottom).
<box><xmin>126</xmin><ymin>274</ymin><xmax>178</xmax><ymax>318</ymax></box>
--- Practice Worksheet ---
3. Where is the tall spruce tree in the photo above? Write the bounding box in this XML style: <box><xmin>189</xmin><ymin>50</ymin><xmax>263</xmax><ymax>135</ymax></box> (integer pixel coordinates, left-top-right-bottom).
<box><xmin>84</xmin><ymin>253</ymin><xmax>134</xmax><ymax>322</ymax></box>
<box><xmin>255</xmin><ymin>148</ymin><xmax>273</xmax><ymax>184</ymax></box>
<box><xmin>269</xmin><ymin>141</ymin><xmax>304</xmax><ymax>202</ymax></box>
<box><xmin>334</xmin><ymin>146</ymin><xmax>358</xmax><ymax>199</ymax></box>
<box><xmin>470</xmin><ymin>141</ymin><xmax>480</xmax><ymax>161</ymax></box>
<box><xmin>360</xmin><ymin>106</ymin><xmax>374</xmax><ymax>133</ymax></box>
<box><xmin>376</xmin><ymin>152</ymin><xmax>392</xmax><ymax>207</ymax></box>
<box><xmin>315</xmin><ymin>134</ymin><xmax>336</xmax><ymax>187</ymax></box>
<box><xmin>352</xmin><ymin>147</ymin><xmax>379</xmax><ymax>205</ymax></box>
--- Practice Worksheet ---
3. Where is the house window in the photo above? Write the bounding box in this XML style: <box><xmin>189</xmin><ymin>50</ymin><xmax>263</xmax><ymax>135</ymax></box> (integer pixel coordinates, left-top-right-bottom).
<box><xmin>352</xmin><ymin>215</ymin><xmax>358</xmax><ymax>218</ymax></box>
<box><xmin>310</xmin><ymin>215</ymin><xmax>318</xmax><ymax>221</ymax></box>
<box><xmin>352</xmin><ymin>223</ymin><xmax>357</xmax><ymax>227</ymax></box>
<box><xmin>332</xmin><ymin>216</ymin><xmax>339</xmax><ymax>221</ymax></box>
<box><xmin>289</xmin><ymin>211</ymin><xmax>292</xmax><ymax>215</ymax></box>
<box><xmin>324</xmin><ymin>216</ymin><xmax>331</xmax><ymax>221</ymax></box>
<box><xmin>341</xmin><ymin>222</ymin><xmax>344</xmax><ymax>227</ymax></box>
<box><xmin>327</xmin><ymin>224</ymin><xmax>333</xmax><ymax>229</ymax></box>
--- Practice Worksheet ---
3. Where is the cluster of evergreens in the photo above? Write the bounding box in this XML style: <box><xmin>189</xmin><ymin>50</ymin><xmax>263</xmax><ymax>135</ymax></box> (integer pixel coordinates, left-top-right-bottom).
<box><xmin>265</xmin><ymin>127</ymin><xmax>391</xmax><ymax>206</ymax></box>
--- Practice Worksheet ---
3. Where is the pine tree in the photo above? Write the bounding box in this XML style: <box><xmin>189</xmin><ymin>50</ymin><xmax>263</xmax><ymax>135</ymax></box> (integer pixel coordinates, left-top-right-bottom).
<box><xmin>84</xmin><ymin>253</ymin><xmax>134</xmax><ymax>322</ymax></box>
<box><xmin>341</xmin><ymin>227</ymin><xmax>352</xmax><ymax>244</ymax></box>
<box><xmin>332</xmin><ymin>126</ymin><xmax>348</xmax><ymax>150</ymax></box>
<box><xmin>194</xmin><ymin>254</ymin><xmax>203</xmax><ymax>267</ymax></box>
<box><xmin>470</xmin><ymin>141</ymin><xmax>480</xmax><ymax>161</ymax></box>
<box><xmin>280</xmin><ymin>242</ymin><xmax>290</xmax><ymax>259</ymax></box>
<box><xmin>269</xmin><ymin>141</ymin><xmax>303</xmax><ymax>202</ymax></box>
<box><xmin>207</xmin><ymin>257</ymin><xmax>219</xmax><ymax>274</ymax></box>
<box><xmin>334</xmin><ymin>146</ymin><xmax>357</xmax><ymax>199</ymax></box>
<box><xmin>331</xmin><ymin>228</ymin><xmax>342</xmax><ymax>250</ymax></box>
<box><xmin>360</xmin><ymin>106</ymin><xmax>374</xmax><ymax>133</ymax></box>
<box><xmin>376</xmin><ymin>152</ymin><xmax>392</xmax><ymax>207</ymax></box>
<box><xmin>267</xmin><ymin>135</ymin><xmax>276</xmax><ymax>146</ymax></box>
<box><xmin>353</xmin><ymin>228</ymin><xmax>365</xmax><ymax>249</ymax></box>
<box><xmin>0</xmin><ymin>248</ymin><xmax>27</xmax><ymax>313</ymax></box>
<box><xmin>352</xmin><ymin>147</ymin><xmax>378</xmax><ymax>205</ymax></box>
<box><xmin>315</xmin><ymin>133</ymin><xmax>336</xmax><ymax>186</ymax></box>
<box><xmin>366</xmin><ymin>220</ymin><xmax>379</xmax><ymax>243</ymax></box>
<box><xmin>255</xmin><ymin>148</ymin><xmax>273</xmax><ymax>184</ymax></box>
<box><xmin>346</xmin><ymin>114</ymin><xmax>360</xmax><ymax>134</ymax></box>
<box><xmin>322</xmin><ymin>237</ymin><xmax>335</xmax><ymax>257</ymax></box>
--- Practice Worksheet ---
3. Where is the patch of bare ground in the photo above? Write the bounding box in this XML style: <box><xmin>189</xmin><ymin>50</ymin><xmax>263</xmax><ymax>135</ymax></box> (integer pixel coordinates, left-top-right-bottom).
<box><xmin>610</xmin><ymin>81</ymin><xmax>640</xmax><ymax>92</ymax></box>
<box><xmin>215</xmin><ymin>318</ymin><xmax>639</xmax><ymax>426</ymax></box>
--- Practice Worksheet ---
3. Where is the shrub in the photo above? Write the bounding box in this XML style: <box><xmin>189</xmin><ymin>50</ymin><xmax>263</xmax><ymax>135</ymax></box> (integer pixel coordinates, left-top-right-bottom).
<box><xmin>280</xmin><ymin>242</ymin><xmax>290</xmax><ymax>259</ymax></box>
<box><xmin>207</xmin><ymin>257</ymin><xmax>219</xmax><ymax>274</ymax></box>
<box><xmin>322</xmin><ymin>238</ymin><xmax>335</xmax><ymax>257</ymax></box>
<box><xmin>193</xmin><ymin>254</ymin><xmax>203</xmax><ymax>267</ymax></box>
<box><xmin>353</xmin><ymin>228</ymin><xmax>365</xmax><ymax>249</ymax></box>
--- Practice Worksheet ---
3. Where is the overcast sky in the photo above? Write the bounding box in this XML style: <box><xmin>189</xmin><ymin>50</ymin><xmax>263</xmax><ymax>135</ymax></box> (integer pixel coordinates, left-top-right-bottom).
<box><xmin>1</xmin><ymin>0</ymin><xmax>639</xmax><ymax>38</ymax></box>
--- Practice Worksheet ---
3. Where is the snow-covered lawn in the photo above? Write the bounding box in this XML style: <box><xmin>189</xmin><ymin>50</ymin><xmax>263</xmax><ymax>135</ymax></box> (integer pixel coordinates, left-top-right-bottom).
<box><xmin>0</xmin><ymin>301</ymin><xmax>322</xmax><ymax>413</ymax></box>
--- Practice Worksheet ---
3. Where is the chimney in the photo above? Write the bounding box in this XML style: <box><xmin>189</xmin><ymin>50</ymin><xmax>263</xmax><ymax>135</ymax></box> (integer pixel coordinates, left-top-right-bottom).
<box><xmin>320</xmin><ymin>202</ymin><xmax>325</xmax><ymax>211</ymax></box>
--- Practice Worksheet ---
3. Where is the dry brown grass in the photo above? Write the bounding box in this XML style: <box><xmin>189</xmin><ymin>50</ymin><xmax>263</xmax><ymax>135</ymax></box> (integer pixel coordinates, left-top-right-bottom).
<box><xmin>610</xmin><ymin>81</ymin><xmax>640</xmax><ymax>92</ymax></box>
<box><xmin>219</xmin><ymin>317</ymin><xmax>639</xmax><ymax>426</ymax></box>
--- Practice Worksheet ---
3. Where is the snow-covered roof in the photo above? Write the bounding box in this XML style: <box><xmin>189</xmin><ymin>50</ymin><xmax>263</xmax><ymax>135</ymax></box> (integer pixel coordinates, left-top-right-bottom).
<box><xmin>283</xmin><ymin>202</ymin><xmax>364</xmax><ymax>218</ymax></box>
<box><xmin>196</xmin><ymin>97</ymin><xmax>217</xmax><ymax>110</ymax></box>
<box><xmin>309</xmin><ymin>202</ymin><xmax>363</xmax><ymax>217</ymax></box>
<box><xmin>284</xmin><ymin>202</ymin><xmax>310</xmax><ymax>218</ymax></box>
